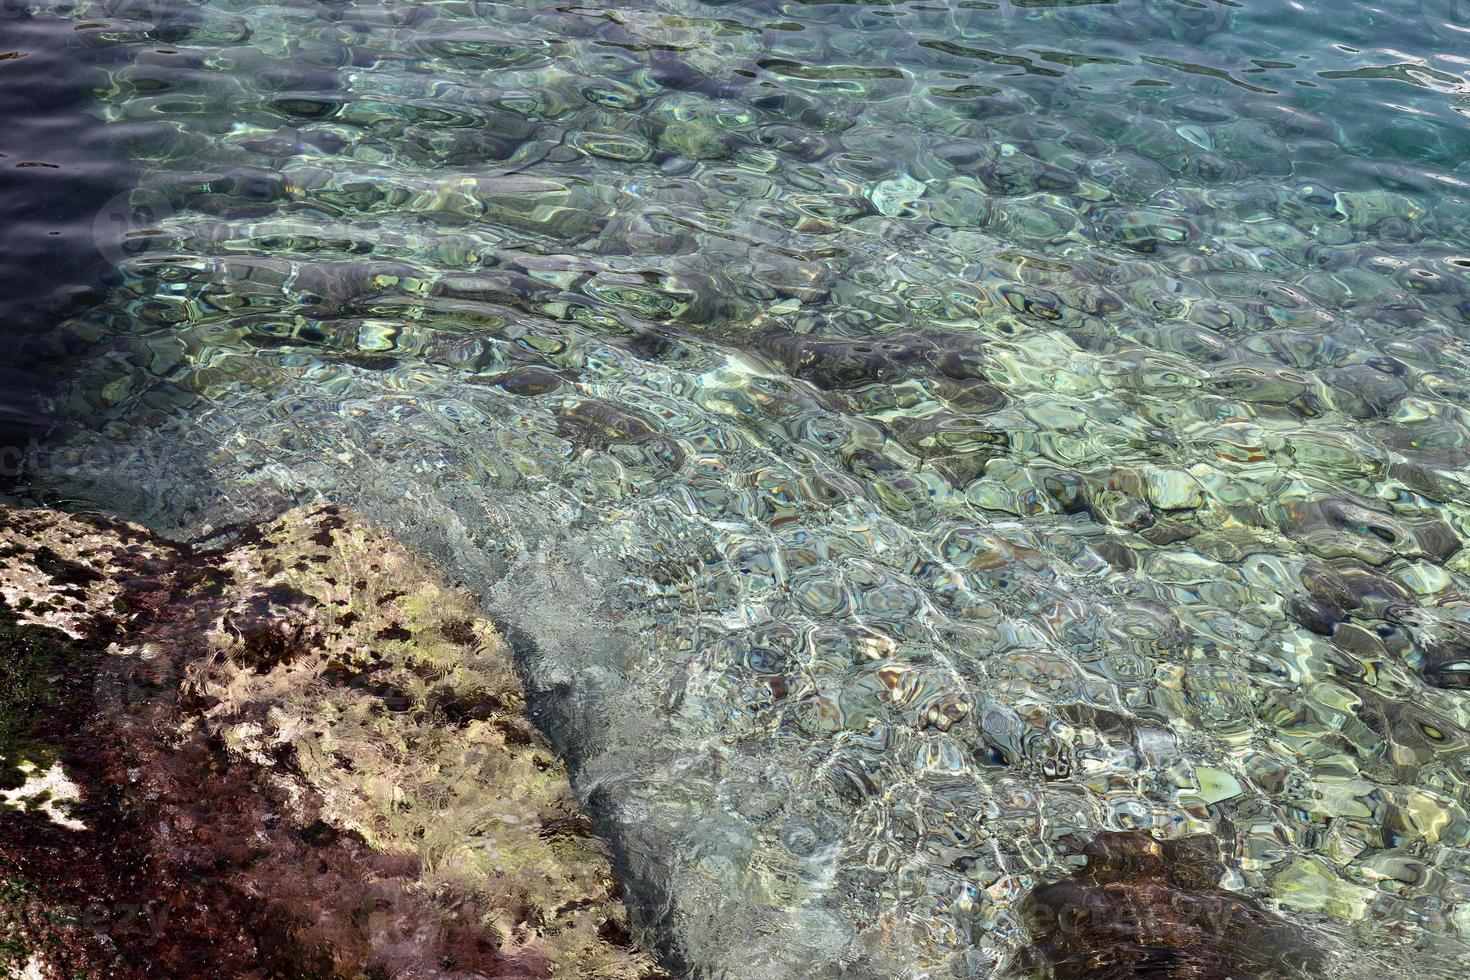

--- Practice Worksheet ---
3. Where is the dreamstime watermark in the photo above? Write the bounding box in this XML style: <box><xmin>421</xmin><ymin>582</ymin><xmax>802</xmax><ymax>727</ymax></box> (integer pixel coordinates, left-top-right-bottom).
<box><xmin>0</xmin><ymin>436</ymin><xmax>168</xmax><ymax>480</ymax></box>
<box><xmin>920</xmin><ymin>0</ymin><xmax>1230</xmax><ymax>47</ymax></box>
<box><xmin>1</xmin><ymin>0</ymin><xmax>178</xmax><ymax>24</ymax></box>
<box><xmin>48</xmin><ymin>899</ymin><xmax>177</xmax><ymax>939</ymax></box>
<box><xmin>0</xmin><ymin>436</ymin><xmax>185</xmax><ymax>713</ymax></box>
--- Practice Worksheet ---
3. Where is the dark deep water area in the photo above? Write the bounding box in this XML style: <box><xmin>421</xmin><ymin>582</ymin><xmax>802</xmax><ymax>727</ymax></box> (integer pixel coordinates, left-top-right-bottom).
<box><xmin>0</xmin><ymin>8</ymin><xmax>138</xmax><ymax>452</ymax></box>
<box><xmin>5</xmin><ymin>0</ymin><xmax>1470</xmax><ymax>976</ymax></box>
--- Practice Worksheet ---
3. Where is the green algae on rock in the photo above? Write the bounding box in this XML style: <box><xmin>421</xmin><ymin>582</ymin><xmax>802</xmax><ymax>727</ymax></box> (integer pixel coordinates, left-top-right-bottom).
<box><xmin>0</xmin><ymin>502</ymin><xmax>662</xmax><ymax>979</ymax></box>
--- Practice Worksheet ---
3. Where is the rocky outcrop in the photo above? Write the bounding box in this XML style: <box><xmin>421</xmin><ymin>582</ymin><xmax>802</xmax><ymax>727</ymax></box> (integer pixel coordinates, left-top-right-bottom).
<box><xmin>0</xmin><ymin>503</ymin><xmax>663</xmax><ymax>979</ymax></box>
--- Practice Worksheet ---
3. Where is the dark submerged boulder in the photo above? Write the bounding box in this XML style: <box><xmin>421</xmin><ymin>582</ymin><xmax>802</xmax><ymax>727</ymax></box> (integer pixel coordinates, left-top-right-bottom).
<box><xmin>1018</xmin><ymin>831</ymin><xmax>1325</xmax><ymax>979</ymax></box>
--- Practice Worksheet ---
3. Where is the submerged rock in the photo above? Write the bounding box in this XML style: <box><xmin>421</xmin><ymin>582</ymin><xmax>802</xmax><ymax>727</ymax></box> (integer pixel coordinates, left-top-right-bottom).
<box><xmin>1018</xmin><ymin>831</ymin><xmax>1325</xmax><ymax>979</ymax></box>
<box><xmin>0</xmin><ymin>503</ymin><xmax>663</xmax><ymax>979</ymax></box>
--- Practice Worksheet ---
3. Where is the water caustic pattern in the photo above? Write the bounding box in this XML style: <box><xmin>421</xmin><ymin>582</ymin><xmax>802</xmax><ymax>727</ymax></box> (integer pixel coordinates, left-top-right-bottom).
<box><xmin>14</xmin><ymin>0</ymin><xmax>1470</xmax><ymax>974</ymax></box>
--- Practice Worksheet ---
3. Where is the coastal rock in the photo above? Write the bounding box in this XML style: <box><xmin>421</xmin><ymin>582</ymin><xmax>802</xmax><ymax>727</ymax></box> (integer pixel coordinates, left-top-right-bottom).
<box><xmin>1018</xmin><ymin>831</ymin><xmax>1325</xmax><ymax>979</ymax></box>
<box><xmin>0</xmin><ymin>503</ymin><xmax>662</xmax><ymax>979</ymax></box>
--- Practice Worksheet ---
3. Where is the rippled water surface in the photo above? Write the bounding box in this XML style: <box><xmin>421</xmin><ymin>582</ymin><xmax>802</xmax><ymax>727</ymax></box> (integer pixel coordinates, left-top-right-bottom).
<box><xmin>10</xmin><ymin>0</ymin><xmax>1470</xmax><ymax>975</ymax></box>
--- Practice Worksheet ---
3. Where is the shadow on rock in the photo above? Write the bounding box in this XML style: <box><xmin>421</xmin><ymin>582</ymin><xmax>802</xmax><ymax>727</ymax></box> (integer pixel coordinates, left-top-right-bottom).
<box><xmin>0</xmin><ymin>503</ymin><xmax>666</xmax><ymax>979</ymax></box>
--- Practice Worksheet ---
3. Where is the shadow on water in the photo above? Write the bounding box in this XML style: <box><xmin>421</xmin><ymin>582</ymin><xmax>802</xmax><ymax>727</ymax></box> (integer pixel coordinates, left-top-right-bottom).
<box><xmin>0</xmin><ymin>9</ymin><xmax>133</xmax><ymax>457</ymax></box>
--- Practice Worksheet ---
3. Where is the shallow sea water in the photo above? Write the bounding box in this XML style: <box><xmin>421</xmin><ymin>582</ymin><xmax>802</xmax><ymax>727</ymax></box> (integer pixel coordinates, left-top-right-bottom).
<box><xmin>9</xmin><ymin>0</ymin><xmax>1470</xmax><ymax>975</ymax></box>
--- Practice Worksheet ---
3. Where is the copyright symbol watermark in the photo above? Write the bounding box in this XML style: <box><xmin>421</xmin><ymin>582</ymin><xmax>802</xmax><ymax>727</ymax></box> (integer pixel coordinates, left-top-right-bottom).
<box><xmin>92</xmin><ymin>188</ymin><xmax>176</xmax><ymax>270</ymax></box>
<box><xmin>1423</xmin><ymin>0</ymin><xmax>1470</xmax><ymax>43</ymax></box>
<box><xmin>93</xmin><ymin>644</ymin><xmax>183</xmax><ymax>721</ymax></box>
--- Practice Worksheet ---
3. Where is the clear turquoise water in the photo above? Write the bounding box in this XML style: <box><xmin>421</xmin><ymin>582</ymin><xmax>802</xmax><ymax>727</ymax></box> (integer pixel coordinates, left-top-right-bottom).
<box><xmin>10</xmin><ymin>0</ymin><xmax>1470</xmax><ymax>975</ymax></box>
